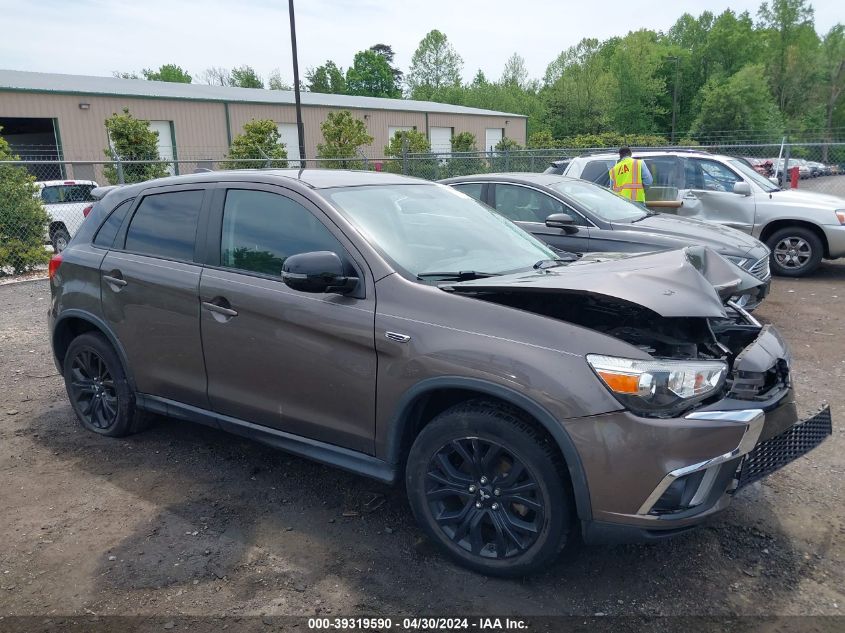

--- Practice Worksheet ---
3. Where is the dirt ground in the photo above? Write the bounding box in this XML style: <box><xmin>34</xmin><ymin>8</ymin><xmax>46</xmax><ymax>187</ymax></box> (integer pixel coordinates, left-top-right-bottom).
<box><xmin>0</xmin><ymin>266</ymin><xmax>843</xmax><ymax>622</ymax></box>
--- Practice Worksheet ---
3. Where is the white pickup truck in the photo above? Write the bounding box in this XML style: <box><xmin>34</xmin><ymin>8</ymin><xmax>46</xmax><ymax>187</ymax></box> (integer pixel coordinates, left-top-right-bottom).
<box><xmin>36</xmin><ymin>180</ymin><xmax>98</xmax><ymax>251</ymax></box>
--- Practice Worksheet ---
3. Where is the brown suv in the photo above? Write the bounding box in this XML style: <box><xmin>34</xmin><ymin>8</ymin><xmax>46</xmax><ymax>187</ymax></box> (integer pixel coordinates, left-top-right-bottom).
<box><xmin>48</xmin><ymin>170</ymin><xmax>831</xmax><ymax>576</ymax></box>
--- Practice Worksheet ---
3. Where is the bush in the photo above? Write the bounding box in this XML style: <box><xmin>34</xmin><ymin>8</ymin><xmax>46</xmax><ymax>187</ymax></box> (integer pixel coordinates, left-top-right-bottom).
<box><xmin>103</xmin><ymin>108</ymin><xmax>170</xmax><ymax>184</ymax></box>
<box><xmin>317</xmin><ymin>111</ymin><xmax>374</xmax><ymax>169</ymax></box>
<box><xmin>0</xmin><ymin>132</ymin><xmax>50</xmax><ymax>276</ymax></box>
<box><xmin>383</xmin><ymin>129</ymin><xmax>438</xmax><ymax>177</ymax></box>
<box><xmin>442</xmin><ymin>132</ymin><xmax>485</xmax><ymax>177</ymax></box>
<box><xmin>224</xmin><ymin>119</ymin><xmax>288</xmax><ymax>169</ymax></box>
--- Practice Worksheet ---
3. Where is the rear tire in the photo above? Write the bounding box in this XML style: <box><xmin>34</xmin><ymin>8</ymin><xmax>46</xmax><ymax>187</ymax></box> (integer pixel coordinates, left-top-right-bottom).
<box><xmin>51</xmin><ymin>226</ymin><xmax>71</xmax><ymax>253</ymax></box>
<box><xmin>63</xmin><ymin>332</ymin><xmax>149</xmax><ymax>437</ymax></box>
<box><xmin>406</xmin><ymin>400</ymin><xmax>571</xmax><ymax>577</ymax></box>
<box><xmin>766</xmin><ymin>226</ymin><xmax>823</xmax><ymax>277</ymax></box>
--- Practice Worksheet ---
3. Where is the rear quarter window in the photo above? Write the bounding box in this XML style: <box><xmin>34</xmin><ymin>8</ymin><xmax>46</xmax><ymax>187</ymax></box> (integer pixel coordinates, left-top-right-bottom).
<box><xmin>93</xmin><ymin>199</ymin><xmax>134</xmax><ymax>248</ymax></box>
<box><xmin>580</xmin><ymin>160</ymin><xmax>615</xmax><ymax>186</ymax></box>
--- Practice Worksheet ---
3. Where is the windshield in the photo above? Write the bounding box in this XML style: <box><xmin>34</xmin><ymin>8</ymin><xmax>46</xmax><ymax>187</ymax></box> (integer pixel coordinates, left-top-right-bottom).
<box><xmin>549</xmin><ymin>179</ymin><xmax>647</xmax><ymax>223</ymax></box>
<box><xmin>323</xmin><ymin>184</ymin><xmax>557</xmax><ymax>278</ymax></box>
<box><xmin>728</xmin><ymin>159</ymin><xmax>779</xmax><ymax>192</ymax></box>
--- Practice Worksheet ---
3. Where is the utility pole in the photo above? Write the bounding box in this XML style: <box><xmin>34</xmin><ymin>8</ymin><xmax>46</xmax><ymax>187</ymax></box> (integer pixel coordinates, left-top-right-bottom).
<box><xmin>670</xmin><ymin>56</ymin><xmax>680</xmax><ymax>145</ymax></box>
<box><xmin>288</xmin><ymin>0</ymin><xmax>306</xmax><ymax>164</ymax></box>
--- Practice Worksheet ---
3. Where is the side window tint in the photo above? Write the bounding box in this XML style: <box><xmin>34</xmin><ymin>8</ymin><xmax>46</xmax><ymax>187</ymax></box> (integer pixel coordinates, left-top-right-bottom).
<box><xmin>124</xmin><ymin>190</ymin><xmax>203</xmax><ymax>260</ymax></box>
<box><xmin>494</xmin><ymin>184</ymin><xmax>565</xmax><ymax>223</ymax></box>
<box><xmin>452</xmin><ymin>183</ymin><xmax>483</xmax><ymax>201</ymax></box>
<box><xmin>580</xmin><ymin>160</ymin><xmax>615</xmax><ymax>186</ymax></box>
<box><xmin>221</xmin><ymin>189</ymin><xmax>348</xmax><ymax>276</ymax></box>
<box><xmin>93</xmin><ymin>198</ymin><xmax>133</xmax><ymax>248</ymax></box>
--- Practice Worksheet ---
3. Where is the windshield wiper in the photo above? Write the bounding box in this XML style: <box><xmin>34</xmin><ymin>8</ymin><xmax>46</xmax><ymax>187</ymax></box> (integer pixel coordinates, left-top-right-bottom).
<box><xmin>533</xmin><ymin>257</ymin><xmax>574</xmax><ymax>269</ymax></box>
<box><xmin>417</xmin><ymin>271</ymin><xmax>497</xmax><ymax>281</ymax></box>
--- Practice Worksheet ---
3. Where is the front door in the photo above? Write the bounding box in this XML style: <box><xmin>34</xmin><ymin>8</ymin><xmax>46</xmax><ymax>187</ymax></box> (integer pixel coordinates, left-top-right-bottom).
<box><xmin>678</xmin><ymin>158</ymin><xmax>756</xmax><ymax>233</ymax></box>
<box><xmin>491</xmin><ymin>183</ymin><xmax>591</xmax><ymax>254</ymax></box>
<box><xmin>198</xmin><ymin>186</ymin><xmax>377</xmax><ymax>454</ymax></box>
<box><xmin>100</xmin><ymin>186</ymin><xmax>209</xmax><ymax>407</ymax></box>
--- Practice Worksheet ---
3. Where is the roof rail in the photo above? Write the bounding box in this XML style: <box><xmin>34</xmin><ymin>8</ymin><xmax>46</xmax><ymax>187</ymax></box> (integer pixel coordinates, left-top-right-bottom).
<box><xmin>579</xmin><ymin>147</ymin><xmax>714</xmax><ymax>157</ymax></box>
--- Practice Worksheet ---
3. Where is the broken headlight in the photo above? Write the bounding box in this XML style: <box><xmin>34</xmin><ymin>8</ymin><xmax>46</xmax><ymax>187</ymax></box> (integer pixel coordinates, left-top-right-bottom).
<box><xmin>586</xmin><ymin>354</ymin><xmax>728</xmax><ymax>417</ymax></box>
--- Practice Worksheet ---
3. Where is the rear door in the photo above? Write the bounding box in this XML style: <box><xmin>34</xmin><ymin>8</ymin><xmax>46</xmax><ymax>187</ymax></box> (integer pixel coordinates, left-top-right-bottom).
<box><xmin>679</xmin><ymin>158</ymin><xmax>756</xmax><ymax>232</ymax></box>
<box><xmin>100</xmin><ymin>186</ymin><xmax>210</xmax><ymax>408</ymax></box>
<box><xmin>490</xmin><ymin>183</ymin><xmax>591</xmax><ymax>253</ymax></box>
<box><xmin>198</xmin><ymin>185</ymin><xmax>377</xmax><ymax>453</ymax></box>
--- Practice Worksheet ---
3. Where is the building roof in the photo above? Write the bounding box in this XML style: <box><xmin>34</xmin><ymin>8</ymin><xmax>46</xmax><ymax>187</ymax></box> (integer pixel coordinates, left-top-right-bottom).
<box><xmin>0</xmin><ymin>69</ymin><xmax>526</xmax><ymax>118</ymax></box>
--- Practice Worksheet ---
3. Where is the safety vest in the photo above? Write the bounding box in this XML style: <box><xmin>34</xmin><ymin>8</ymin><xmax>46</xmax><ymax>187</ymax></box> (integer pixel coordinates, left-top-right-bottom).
<box><xmin>609</xmin><ymin>157</ymin><xmax>646</xmax><ymax>202</ymax></box>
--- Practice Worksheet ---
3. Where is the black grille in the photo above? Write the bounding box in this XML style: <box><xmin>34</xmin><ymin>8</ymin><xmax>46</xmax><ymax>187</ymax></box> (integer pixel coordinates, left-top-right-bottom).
<box><xmin>737</xmin><ymin>406</ymin><xmax>832</xmax><ymax>489</ymax></box>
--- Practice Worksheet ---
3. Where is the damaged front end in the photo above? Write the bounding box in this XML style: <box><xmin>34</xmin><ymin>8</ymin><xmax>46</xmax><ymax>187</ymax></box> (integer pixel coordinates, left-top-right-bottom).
<box><xmin>447</xmin><ymin>247</ymin><xmax>778</xmax><ymax>418</ymax></box>
<box><xmin>447</xmin><ymin>246</ymin><xmax>831</xmax><ymax>528</ymax></box>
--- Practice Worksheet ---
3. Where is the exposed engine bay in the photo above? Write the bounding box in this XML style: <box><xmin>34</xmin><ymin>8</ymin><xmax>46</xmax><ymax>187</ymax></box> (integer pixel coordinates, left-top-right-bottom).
<box><xmin>467</xmin><ymin>291</ymin><xmax>761</xmax><ymax>363</ymax></box>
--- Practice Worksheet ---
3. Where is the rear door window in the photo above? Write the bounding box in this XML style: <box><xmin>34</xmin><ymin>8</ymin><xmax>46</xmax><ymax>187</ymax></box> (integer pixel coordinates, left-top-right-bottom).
<box><xmin>492</xmin><ymin>184</ymin><xmax>567</xmax><ymax>223</ymax></box>
<box><xmin>124</xmin><ymin>190</ymin><xmax>204</xmax><ymax>261</ymax></box>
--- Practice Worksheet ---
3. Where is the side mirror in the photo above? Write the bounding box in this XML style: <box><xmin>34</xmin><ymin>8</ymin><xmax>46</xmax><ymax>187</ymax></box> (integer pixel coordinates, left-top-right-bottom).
<box><xmin>281</xmin><ymin>251</ymin><xmax>358</xmax><ymax>294</ymax></box>
<box><xmin>768</xmin><ymin>177</ymin><xmax>779</xmax><ymax>186</ymax></box>
<box><xmin>733</xmin><ymin>181</ymin><xmax>752</xmax><ymax>196</ymax></box>
<box><xmin>545</xmin><ymin>213</ymin><xmax>578</xmax><ymax>233</ymax></box>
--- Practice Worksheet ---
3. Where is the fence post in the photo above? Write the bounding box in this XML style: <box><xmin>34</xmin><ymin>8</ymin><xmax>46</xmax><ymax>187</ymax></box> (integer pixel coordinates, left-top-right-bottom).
<box><xmin>505</xmin><ymin>149</ymin><xmax>510</xmax><ymax>171</ymax></box>
<box><xmin>783</xmin><ymin>142</ymin><xmax>791</xmax><ymax>188</ymax></box>
<box><xmin>107</xmin><ymin>141</ymin><xmax>125</xmax><ymax>184</ymax></box>
<box><xmin>402</xmin><ymin>136</ymin><xmax>409</xmax><ymax>176</ymax></box>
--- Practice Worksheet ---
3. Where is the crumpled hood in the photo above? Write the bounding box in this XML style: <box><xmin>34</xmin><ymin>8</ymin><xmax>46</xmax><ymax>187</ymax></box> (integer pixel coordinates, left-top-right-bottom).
<box><xmin>447</xmin><ymin>246</ymin><xmax>763</xmax><ymax>318</ymax></box>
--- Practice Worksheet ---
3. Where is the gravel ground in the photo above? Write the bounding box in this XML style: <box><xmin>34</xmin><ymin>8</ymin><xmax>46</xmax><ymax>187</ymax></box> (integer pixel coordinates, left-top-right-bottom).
<box><xmin>0</xmin><ymin>269</ymin><xmax>842</xmax><ymax>621</ymax></box>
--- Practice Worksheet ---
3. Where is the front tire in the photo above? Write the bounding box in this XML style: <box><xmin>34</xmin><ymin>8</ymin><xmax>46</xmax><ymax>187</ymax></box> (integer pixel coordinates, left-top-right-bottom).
<box><xmin>406</xmin><ymin>401</ymin><xmax>571</xmax><ymax>577</ymax></box>
<box><xmin>766</xmin><ymin>226</ymin><xmax>823</xmax><ymax>277</ymax></box>
<box><xmin>63</xmin><ymin>332</ymin><xmax>148</xmax><ymax>437</ymax></box>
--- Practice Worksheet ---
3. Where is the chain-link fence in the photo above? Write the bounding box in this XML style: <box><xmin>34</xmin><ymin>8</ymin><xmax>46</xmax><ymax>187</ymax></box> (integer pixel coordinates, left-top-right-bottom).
<box><xmin>2</xmin><ymin>142</ymin><xmax>844</xmax><ymax>278</ymax></box>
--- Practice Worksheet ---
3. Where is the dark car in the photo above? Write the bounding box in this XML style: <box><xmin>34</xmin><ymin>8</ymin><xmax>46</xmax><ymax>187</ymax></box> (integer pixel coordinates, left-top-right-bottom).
<box><xmin>439</xmin><ymin>173</ymin><xmax>772</xmax><ymax>307</ymax></box>
<box><xmin>48</xmin><ymin>170</ymin><xmax>830</xmax><ymax>577</ymax></box>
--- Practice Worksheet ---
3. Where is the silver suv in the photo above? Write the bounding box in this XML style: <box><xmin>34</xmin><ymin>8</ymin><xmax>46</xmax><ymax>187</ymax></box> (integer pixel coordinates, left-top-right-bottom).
<box><xmin>562</xmin><ymin>150</ymin><xmax>845</xmax><ymax>276</ymax></box>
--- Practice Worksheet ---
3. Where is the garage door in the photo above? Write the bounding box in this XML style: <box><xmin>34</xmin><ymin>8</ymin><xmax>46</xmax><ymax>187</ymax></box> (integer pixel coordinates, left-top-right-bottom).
<box><xmin>485</xmin><ymin>128</ymin><xmax>503</xmax><ymax>152</ymax></box>
<box><xmin>149</xmin><ymin>121</ymin><xmax>175</xmax><ymax>175</ymax></box>
<box><xmin>429</xmin><ymin>127</ymin><xmax>452</xmax><ymax>155</ymax></box>
<box><xmin>277</xmin><ymin>123</ymin><xmax>301</xmax><ymax>167</ymax></box>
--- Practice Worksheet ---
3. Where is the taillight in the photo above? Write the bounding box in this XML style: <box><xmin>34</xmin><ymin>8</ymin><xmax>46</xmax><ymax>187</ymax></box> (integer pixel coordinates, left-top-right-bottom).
<box><xmin>48</xmin><ymin>253</ymin><xmax>63</xmax><ymax>280</ymax></box>
<box><xmin>82</xmin><ymin>204</ymin><xmax>93</xmax><ymax>218</ymax></box>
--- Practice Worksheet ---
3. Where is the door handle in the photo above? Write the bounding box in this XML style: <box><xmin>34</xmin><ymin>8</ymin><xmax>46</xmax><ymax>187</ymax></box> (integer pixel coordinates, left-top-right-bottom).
<box><xmin>202</xmin><ymin>300</ymin><xmax>238</xmax><ymax>318</ymax></box>
<box><xmin>103</xmin><ymin>273</ymin><xmax>127</xmax><ymax>289</ymax></box>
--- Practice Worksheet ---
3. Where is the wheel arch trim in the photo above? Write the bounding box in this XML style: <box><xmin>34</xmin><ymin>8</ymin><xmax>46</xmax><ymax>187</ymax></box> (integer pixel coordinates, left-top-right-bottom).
<box><xmin>53</xmin><ymin>310</ymin><xmax>136</xmax><ymax>391</ymax></box>
<box><xmin>384</xmin><ymin>376</ymin><xmax>593</xmax><ymax>520</ymax></box>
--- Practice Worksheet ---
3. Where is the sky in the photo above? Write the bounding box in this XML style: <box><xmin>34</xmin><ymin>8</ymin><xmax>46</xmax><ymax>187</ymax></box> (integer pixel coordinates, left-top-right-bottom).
<box><xmin>0</xmin><ymin>0</ymin><xmax>841</xmax><ymax>85</ymax></box>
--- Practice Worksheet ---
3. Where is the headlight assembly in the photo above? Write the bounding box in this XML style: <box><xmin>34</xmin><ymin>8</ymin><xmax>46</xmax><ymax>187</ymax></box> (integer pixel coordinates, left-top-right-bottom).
<box><xmin>586</xmin><ymin>354</ymin><xmax>728</xmax><ymax>417</ymax></box>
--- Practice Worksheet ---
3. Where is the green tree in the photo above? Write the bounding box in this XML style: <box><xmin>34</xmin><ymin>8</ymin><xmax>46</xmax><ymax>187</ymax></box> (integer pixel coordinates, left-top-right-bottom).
<box><xmin>383</xmin><ymin>129</ymin><xmax>436</xmax><ymax>176</ymax></box>
<box><xmin>758</xmin><ymin>0</ymin><xmax>815</xmax><ymax>110</ymax></box>
<box><xmin>820</xmin><ymin>25</ymin><xmax>845</xmax><ymax>160</ymax></box>
<box><xmin>495</xmin><ymin>137</ymin><xmax>522</xmax><ymax>151</ymax></box>
<box><xmin>407</xmin><ymin>30</ymin><xmax>463</xmax><ymax>100</ymax></box>
<box><xmin>445</xmin><ymin>132</ymin><xmax>484</xmax><ymax>176</ymax></box>
<box><xmin>142</xmin><ymin>64</ymin><xmax>192</xmax><ymax>83</ymax></box>
<box><xmin>230</xmin><ymin>65</ymin><xmax>264</xmax><ymax>89</ymax></box>
<box><xmin>306</xmin><ymin>61</ymin><xmax>346</xmax><ymax>94</ymax></box>
<box><xmin>605</xmin><ymin>30</ymin><xmax>667</xmax><ymax>133</ymax></box>
<box><xmin>102</xmin><ymin>108</ymin><xmax>170</xmax><ymax>184</ymax></box>
<box><xmin>225</xmin><ymin>119</ymin><xmax>288</xmax><ymax>169</ymax></box>
<box><xmin>0</xmin><ymin>130</ymin><xmax>50</xmax><ymax>275</ymax></box>
<box><xmin>268</xmin><ymin>69</ymin><xmax>291</xmax><ymax>91</ymax></box>
<box><xmin>691</xmin><ymin>64</ymin><xmax>783</xmax><ymax>141</ymax></box>
<box><xmin>501</xmin><ymin>53</ymin><xmax>531</xmax><ymax>90</ymax></box>
<box><xmin>346</xmin><ymin>50</ymin><xmax>401</xmax><ymax>98</ymax></box>
<box><xmin>316</xmin><ymin>111</ymin><xmax>374</xmax><ymax>168</ymax></box>
<box><xmin>369</xmin><ymin>43</ymin><xmax>403</xmax><ymax>86</ymax></box>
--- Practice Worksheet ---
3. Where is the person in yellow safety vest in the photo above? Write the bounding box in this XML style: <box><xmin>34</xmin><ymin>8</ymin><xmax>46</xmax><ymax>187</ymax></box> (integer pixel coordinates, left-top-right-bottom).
<box><xmin>608</xmin><ymin>147</ymin><xmax>653</xmax><ymax>204</ymax></box>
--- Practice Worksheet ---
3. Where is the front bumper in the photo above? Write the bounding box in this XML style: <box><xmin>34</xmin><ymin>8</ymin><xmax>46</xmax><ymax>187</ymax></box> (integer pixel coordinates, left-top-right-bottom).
<box><xmin>823</xmin><ymin>224</ymin><xmax>845</xmax><ymax>259</ymax></box>
<box><xmin>569</xmin><ymin>323</ymin><xmax>832</xmax><ymax>544</ymax></box>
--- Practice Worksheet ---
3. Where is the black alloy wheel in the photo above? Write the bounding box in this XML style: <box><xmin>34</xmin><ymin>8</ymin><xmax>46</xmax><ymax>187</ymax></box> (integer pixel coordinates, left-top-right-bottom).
<box><xmin>425</xmin><ymin>437</ymin><xmax>544</xmax><ymax>559</ymax></box>
<box><xmin>68</xmin><ymin>347</ymin><xmax>119</xmax><ymax>430</ymax></box>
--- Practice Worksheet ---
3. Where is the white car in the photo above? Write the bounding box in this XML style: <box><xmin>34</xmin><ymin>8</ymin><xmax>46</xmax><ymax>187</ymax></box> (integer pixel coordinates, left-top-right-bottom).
<box><xmin>36</xmin><ymin>180</ymin><xmax>98</xmax><ymax>251</ymax></box>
